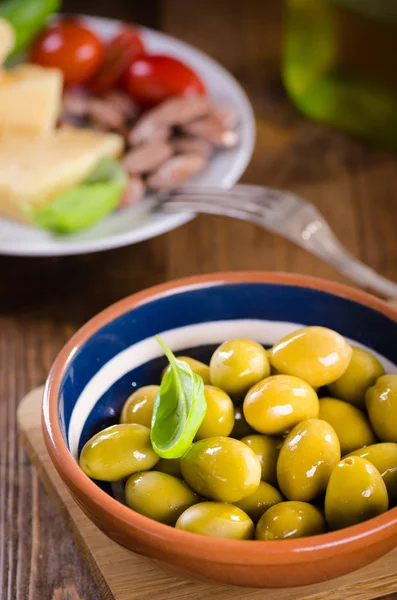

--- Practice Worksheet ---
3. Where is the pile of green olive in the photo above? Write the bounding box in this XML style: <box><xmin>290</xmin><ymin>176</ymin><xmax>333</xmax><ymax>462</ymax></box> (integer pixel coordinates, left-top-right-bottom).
<box><xmin>79</xmin><ymin>326</ymin><xmax>397</xmax><ymax>541</ymax></box>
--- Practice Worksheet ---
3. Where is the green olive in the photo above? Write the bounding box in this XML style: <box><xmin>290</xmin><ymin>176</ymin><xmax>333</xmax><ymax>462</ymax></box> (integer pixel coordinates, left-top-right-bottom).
<box><xmin>176</xmin><ymin>502</ymin><xmax>254</xmax><ymax>539</ymax></box>
<box><xmin>240</xmin><ymin>434</ymin><xmax>283</xmax><ymax>485</ymax></box>
<box><xmin>270</xmin><ymin>326</ymin><xmax>352</xmax><ymax>388</ymax></box>
<box><xmin>181</xmin><ymin>437</ymin><xmax>261</xmax><ymax>502</ymax></box>
<box><xmin>162</xmin><ymin>356</ymin><xmax>211</xmax><ymax>384</ymax></box>
<box><xmin>366</xmin><ymin>375</ymin><xmax>397</xmax><ymax>442</ymax></box>
<box><xmin>230</xmin><ymin>407</ymin><xmax>255</xmax><ymax>439</ymax></box>
<box><xmin>156</xmin><ymin>458</ymin><xmax>182</xmax><ymax>478</ymax></box>
<box><xmin>209</xmin><ymin>339</ymin><xmax>270</xmax><ymax>398</ymax></box>
<box><xmin>277</xmin><ymin>419</ymin><xmax>340</xmax><ymax>501</ymax></box>
<box><xmin>325</xmin><ymin>456</ymin><xmax>389</xmax><ymax>530</ymax></box>
<box><xmin>255</xmin><ymin>501</ymin><xmax>326</xmax><ymax>540</ymax></box>
<box><xmin>195</xmin><ymin>386</ymin><xmax>234</xmax><ymax>440</ymax></box>
<box><xmin>318</xmin><ymin>397</ymin><xmax>376</xmax><ymax>455</ymax></box>
<box><xmin>235</xmin><ymin>481</ymin><xmax>283</xmax><ymax>523</ymax></box>
<box><xmin>120</xmin><ymin>385</ymin><xmax>159</xmax><ymax>427</ymax></box>
<box><xmin>79</xmin><ymin>424</ymin><xmax>159</xmax><ymax>481</ymax></box>
<box><xmin>346</xmin><ymin>443</ymin><xmax>397</xmax><ymax>503</ymax></box>
<box><xmin>243</xmin><ymin>375</ymin><xmax>319</xmax><ymax>435</ymax></box>
<box><xmin>328</xmin><ymin>346</ymin><xmax>385</xmax><ymax>407</ymax></box>
<box><xmin>125</xmin><ymin>471</ymin><xmax>198</xmax><ymax>525</ymax></box>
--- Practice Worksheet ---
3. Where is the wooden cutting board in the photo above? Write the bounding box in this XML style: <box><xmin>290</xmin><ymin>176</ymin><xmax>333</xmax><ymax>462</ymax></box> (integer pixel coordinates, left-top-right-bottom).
<box><xmin>17</xmin><ymin>386</ymin><xmax>397</xmax><ymax>600</ymax></box>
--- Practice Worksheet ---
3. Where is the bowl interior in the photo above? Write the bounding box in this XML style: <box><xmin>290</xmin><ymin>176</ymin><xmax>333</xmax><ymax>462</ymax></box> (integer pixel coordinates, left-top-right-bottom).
<box><xmin>58</xmin><ymin>281</ymin><xmax>397</xmax><ymax>500</ymax></box>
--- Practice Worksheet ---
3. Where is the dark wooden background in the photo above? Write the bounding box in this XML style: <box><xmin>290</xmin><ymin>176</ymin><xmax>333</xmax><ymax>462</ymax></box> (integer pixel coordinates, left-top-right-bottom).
<box><xmin>1</xmin><ymin>1</ymin><xmax>397</xmax><ymax>599</ymax></box>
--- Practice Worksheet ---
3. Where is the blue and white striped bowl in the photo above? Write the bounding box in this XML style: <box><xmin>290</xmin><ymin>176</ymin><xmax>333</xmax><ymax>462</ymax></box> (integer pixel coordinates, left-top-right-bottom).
<box><xmin>42</xmin><ymin>272</ymin><xmax>397</xmax><ymax>588</ymax></box>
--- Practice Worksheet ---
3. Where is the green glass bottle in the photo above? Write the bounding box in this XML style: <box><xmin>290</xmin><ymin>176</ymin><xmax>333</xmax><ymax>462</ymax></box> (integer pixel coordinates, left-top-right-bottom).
<box><xmin>283</xmin><ymin>0</ymin><xmax>397</xmax><ymax>150</ymax></box>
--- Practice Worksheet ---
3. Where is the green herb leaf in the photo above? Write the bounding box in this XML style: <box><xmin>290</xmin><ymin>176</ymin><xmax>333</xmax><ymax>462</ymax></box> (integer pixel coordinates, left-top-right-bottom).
<box><xmin>33</xmin><ymin>158</ymin><xmax>128</xmax><ymax>233</ymax></box>
<box><xmin>0</xmin><ymin>0</ymin><xmax>61</xmax><ymax>55</ymax></box>
<box><xmin>84</xmin><ymin>157</ymin><xmax>127</xmax><ymax>185</ymax></box>
<box><xmin>151</xmin><ymin>336</ymin><xmax>207</xmax><ymax>459</ymax></box>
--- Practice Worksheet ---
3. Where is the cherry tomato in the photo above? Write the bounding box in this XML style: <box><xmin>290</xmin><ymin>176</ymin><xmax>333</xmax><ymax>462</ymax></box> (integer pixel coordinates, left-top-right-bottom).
<box><xmin>89</xmin><ymin>26</ymin><xmax>145</xmax><ymax>93</ymax></box>
<box><xmin>123</xmin><ymin>54</ymin><xmax>206</xmax><ymax>107</ymax></box>
<box><xmin>30</xmin><ymin>20</ymin><xmax>104</xmax><ymax>86</ymax></box>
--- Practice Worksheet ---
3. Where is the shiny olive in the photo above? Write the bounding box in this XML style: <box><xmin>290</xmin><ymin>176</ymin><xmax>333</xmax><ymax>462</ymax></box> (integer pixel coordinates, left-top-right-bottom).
<box><xmin>346</xmin><ymin>443</ymin><xmax>397</xmax><ymax>503</ymax></box>
<box><xmin>181</xmin><ymin>436</ymin><xmax>261</xmax><ymax>502</ymax></box>
<box><xmin>366</xmin><ymin>375</ymin><xmax>397</xmax><ymax>442</ymax></box>
<box><xmin>255</xmin><ymin>501</ymin><xmax>326</xmax><ymax>540</ymax></box>
<box><xmin>176</xmin><ymin>502</ymin><xmax>254</xmax><ymax>539</ymax></box>
<box><xmin>230</xmin><ymin>407</ymin><xmax>255</xmax><ymax>439</ymax></box>
<box><xmin>156</xmin><ymin>458</ymin><xmax>182</xmax><ymax>478</ymax></box>
<box><xmin>125</xmin><ymin>471</ymin><xmax>198</xmax><ymax>525</ymax></box>
<box><xmin>270</xmin><ymin>326</ymin><xmax>352</xmax><ymax>388</ymax></box>
<box><xmin>277</xmin><ymin>419</ymin><xmax>340</xmax><ymax>501</ymax></box>
<box><xmin>79</xmin><ymin>424</ymin><xmax>159</xmax><ymax>481</ymax></box>
<box><xmin>235</xmin><ymin>481</ymin><xmax>283</xmax><ymax>523</ymax></box>
<box><xmin>209</xmin><ymin>339</ymin><xmax>270</xmax><ymax>398</ymax></box>
<box><xmin>325</xmin><ymin>456</ymin><xmax>388</xmax><ymax>530</ymax></box>
<box><xmin>243</xmin><ymin>375</ymin><xmax>319</xmax><ymax>435</ymax></box>
<box><xmin>120</xmin><ymin>385</ymin><xmax>159</xmax><ymax>427</ymax></box>
<box><xmin>328</xmin><ymin>346</ymin><xmax>385</xmax><ymax>407</ymax></box>
<box><xmin>162</xmin><ymin>356</ymin><xmax>211</xmax><ymax>384</ymax></box>
<box><xmin>318</xmin><ymin>397</ymin><xmax>376</xmax><ymax>455</ymax></box>
<box><xmin>195</xmin><ymin>386</ymin><xmax>234</xmax><ymax>440</ymax></box>
<box><xmin>241</xmin><ymin>434</ymin><xmax>283</xmax><ymax>485</ymax></box>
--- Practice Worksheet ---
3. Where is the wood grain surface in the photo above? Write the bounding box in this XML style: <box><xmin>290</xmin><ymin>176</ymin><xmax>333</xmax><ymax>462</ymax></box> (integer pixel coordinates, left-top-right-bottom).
<box><xmin>16</xmin><ymin>388</ymin><xmax>397</xmax><ymax>600</ymax></box>
<box><xmin>1</xmin><ymin>1</ymin><xmax>397</xmax><ymax>599</ymax></box>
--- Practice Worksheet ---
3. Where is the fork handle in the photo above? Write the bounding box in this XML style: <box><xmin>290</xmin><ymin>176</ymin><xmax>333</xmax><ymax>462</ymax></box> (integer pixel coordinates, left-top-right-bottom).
<box><xmin>160</xmin><ymin>199</ymin><xmax>397</xmax><ymax>299</ymax></box>
<box><xmin>322</xmin><ymin>253</ymin><xmax>397</xmax><ymax>299</ymax></box>
<box><xmin>284</xmin><ymin>215</ymin><xmax>397</xmax><ymax>299</ymax></box>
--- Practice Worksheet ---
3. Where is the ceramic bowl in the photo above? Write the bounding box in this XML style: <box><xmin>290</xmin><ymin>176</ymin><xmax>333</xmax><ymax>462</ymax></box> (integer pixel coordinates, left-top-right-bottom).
<box><xmin>43</xmin><ymin>272</ymin><xmax>397</xmax><ymax>588</ymax></box>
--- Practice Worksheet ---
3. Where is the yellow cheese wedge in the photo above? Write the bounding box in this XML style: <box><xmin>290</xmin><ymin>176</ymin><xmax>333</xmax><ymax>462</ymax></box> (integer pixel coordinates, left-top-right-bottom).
<box><xmin>0</xmin><ymin>126</ymin><xmax>124</xmax><ymax>222</ymax></box>
<box><xmin>0</xmin><ymin>17</ymin><xmax>15</xmax><ymax>65</ymax></box>
<box><xmin>0</xmin><ymin>64</ymin><xmax>63</xmax><ymax>135</ymax></box>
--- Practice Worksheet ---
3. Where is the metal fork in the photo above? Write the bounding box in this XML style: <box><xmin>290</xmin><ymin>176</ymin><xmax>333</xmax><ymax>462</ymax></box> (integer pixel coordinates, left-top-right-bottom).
<box><xmin>150</xmin><ymin>184</ymin><xmax>397</xmax><ymax>299</ymax></box>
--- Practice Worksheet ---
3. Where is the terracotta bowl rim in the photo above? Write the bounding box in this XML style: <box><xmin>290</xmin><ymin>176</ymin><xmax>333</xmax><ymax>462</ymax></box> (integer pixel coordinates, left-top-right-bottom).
<box><xmin>42</xmin><ymin>271</ymin><xmax>397</xmax><ymax>565</ymax></box>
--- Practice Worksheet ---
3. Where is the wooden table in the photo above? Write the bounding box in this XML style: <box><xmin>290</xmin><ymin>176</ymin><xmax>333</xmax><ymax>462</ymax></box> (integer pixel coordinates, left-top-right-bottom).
<box><xmin>1</xmin><ymin>1</ymin><xmax>397</xmax><ymax>599</ymax></box>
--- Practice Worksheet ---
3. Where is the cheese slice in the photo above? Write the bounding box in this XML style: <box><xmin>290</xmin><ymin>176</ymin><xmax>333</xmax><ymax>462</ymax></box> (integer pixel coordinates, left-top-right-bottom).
<box><xmin>0</xmin><ymin>17</ymin><xmax>15</xmax><ymax>65</ymax></box>
<box><xmin>0</xmin><ymin>126</ymin><xmax>124</xmax><ymax>222</ymax></box>
<box><xmin>0</xmin><ymin>64</ymin><xmax>63</xmax><ymax>136</ymax></box>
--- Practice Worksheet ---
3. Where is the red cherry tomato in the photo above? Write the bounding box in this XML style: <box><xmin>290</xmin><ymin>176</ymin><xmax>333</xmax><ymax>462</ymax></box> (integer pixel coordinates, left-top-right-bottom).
<box><xmin>30</xmin><ymin>20</ymin><xmax>104</xmax><ymax>86</ymax></box>
<box><xmin>89</xmin><ymin>26</ymin><xmax>145</xmax><ymax>93</ymax></box>
<box><xmin>123</xmin><ymin>54</ymin><xmax>206</xmax><ymax>107</ymax></box>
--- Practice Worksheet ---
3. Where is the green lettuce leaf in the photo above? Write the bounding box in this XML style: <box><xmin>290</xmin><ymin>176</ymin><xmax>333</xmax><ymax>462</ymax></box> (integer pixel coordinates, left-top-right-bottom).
<box><xmin>33</xmin><ymin>158</ymin><xmax>128</xmax><ymax>233</ymax></box>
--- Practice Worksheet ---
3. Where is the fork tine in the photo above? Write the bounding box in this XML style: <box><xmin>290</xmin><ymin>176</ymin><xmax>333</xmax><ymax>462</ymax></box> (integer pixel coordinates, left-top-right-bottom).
<box><xmin>160</xmin><ymin>199</ymin><xmax>262</xmax><ymax>224</ymax></box>
<box><xmin>182</xmin><ymin>183</ymin><xmax>280</xmax><ymax>194</ymax></box>
<box><xmin>165</xmin><ymin>191</ymin><xmax>285</xmax><ymax>218</ymax></box>
<box><xmin>171</xmin><ymin>186</ymin><xmax>249</xmax><ymax>200</ymax></box>
<box><xmin>175</xmin><ymin>184</ymin><xmax>279</xmax><ymax>199</ymax></box>
<box><xmin>168</xmin><ymin>192</ymin><xmax>243</xmax><ymax>203</ymax></box>
<box><xmin>167</xmin><ymin>188</ymin><xmax>265</xmax><ymax>205</ymax></box>
<box><xmin>161</xmin><ymin>193</ymin><xmax>279</xmax><ymax>224</ymax></box>
<box><xmin>173</xmin><ymin>185</ymin><xmax>292</xmax><ymax>210</ymax></box>
<box><xmin>164</xmin><ymin>193</ymin><xmax>267</xmax><ymax>217</ymax></box>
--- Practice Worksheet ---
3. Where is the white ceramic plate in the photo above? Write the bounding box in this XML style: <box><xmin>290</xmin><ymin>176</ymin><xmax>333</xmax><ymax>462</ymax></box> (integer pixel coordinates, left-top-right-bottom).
<box><xmin>0</xmin><ymin>15</ymin><xmax>255</xmax><ymax>257</ymax></box>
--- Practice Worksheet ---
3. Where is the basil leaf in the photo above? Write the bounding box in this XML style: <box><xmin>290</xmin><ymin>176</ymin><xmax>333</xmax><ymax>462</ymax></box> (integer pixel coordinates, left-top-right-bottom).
<box><xmin>151</xmin><ymin>336</ymin><xmax>207</xmax><ymax>459</ymax></box>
